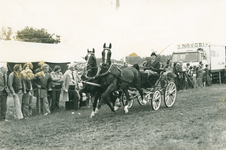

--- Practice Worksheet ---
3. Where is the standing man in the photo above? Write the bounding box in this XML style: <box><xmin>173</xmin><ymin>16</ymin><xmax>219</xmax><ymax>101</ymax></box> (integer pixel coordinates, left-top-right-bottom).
<box><xmin>8</xmin><ymin>64</ymin><xmax>25</xmax><ymax>120</ymax></box>
<box><xmin>34</xmin><ymin>64</ymin><xmax>52</xmax><ymax>115</ymax></box>
<box><xmin>176</xmin><ymin>62</ymin><xmax>184</xmax><ymax>91</ymax></box>
<box><xmin>50</xmin><ymin>65</ymin><xmax>63</xmax><ymax>112</ymax></box>
<box><xmin>62</xmin><ymin>63</ymin><xmax>80</xmax><ymax>109</ymax></box>
<box><xmin>0</xmin><ymin>66</ymin><xmax>11</xmax><ymax>121</ymax></box>
<box><xmin>197</xmin><ymin>61</ymin><xmax>204</xmax><ymax>87</ymax></box>
<box><xmin>34</xmin><ymin>61</ymin><xmax>45</xmax><ymax>112</ymax></box>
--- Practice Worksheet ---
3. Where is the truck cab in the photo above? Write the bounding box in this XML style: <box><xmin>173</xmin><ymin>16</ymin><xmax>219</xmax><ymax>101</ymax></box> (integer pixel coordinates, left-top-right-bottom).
<box><xmin>172</xmin><ymin>48</ymin><xmax>207</xmax><ymax>70</ymax></box>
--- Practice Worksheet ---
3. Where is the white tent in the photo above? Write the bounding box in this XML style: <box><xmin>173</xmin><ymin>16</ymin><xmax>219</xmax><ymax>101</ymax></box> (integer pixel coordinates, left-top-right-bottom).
<box><xmin>0</xmin><ymin>40</ymin><xmax>86</xmax><ymax>63</ymax></box>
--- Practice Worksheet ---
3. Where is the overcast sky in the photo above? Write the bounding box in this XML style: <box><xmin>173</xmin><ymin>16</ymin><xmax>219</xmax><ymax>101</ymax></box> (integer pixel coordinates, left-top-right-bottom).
<box><xmin>1</xmin><ymin>0</ymin><xmax>226</xmax><ymax>60</ymax></box>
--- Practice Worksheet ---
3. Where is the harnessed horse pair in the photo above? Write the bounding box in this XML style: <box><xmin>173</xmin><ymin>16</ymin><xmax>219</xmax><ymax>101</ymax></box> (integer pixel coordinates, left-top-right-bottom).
<box><xmin>79</xmin><ymin>43</ymin><xmax>144</xmax><ymax>118</ymax></box>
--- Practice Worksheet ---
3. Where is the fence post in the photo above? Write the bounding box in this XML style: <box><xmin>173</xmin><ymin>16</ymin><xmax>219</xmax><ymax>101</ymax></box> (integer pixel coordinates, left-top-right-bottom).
<box><xmin>219</xmin><ymin>72</ymin><xmax>221</xmax><ymax>84</ymax></box>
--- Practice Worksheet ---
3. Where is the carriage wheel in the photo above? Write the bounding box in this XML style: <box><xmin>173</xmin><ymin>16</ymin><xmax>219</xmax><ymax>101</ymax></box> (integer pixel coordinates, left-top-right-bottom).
<box><xmin>121</xmin><ymin>93</ymin><xmax>134</xmax><ymax>109</ymax></box>
<box><xmin>164</xmin><ymin>82</ymin><xmax>177</xmax><ymax>107</ymax></box>
<box><xmin>151</xmin><ymin>90</ymin><xmax>161</xmax><ymax>110</ymax></box>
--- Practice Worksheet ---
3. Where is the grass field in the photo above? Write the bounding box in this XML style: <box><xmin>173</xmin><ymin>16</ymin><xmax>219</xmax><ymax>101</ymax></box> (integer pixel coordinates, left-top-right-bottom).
<box><xmin>0</xmin><ymin>84</ymin><xmax>226</xmax><ymax>150</ymax></box>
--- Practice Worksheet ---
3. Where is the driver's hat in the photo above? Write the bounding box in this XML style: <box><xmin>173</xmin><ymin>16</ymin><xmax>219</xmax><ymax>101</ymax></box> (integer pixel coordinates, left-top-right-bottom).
<box><xmin>150</xmin><ymin>52</ymin><xmax>157</xmax><ymax>57</ymax></box>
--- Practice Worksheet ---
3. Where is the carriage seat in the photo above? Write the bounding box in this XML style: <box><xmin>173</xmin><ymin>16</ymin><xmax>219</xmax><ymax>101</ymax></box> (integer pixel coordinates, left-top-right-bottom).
<box><xmin>140</xmin><ymin>69</ymin><xmax>166</xmax><ymax>88</ymax></box>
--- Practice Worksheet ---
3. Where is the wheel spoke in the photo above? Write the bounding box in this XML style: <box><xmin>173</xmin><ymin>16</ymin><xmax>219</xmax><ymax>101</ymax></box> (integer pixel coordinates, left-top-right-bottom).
<box><xmin>153</xmin><ymin>102</ymin><xmax>157</xmax><ymax>109</ymax></box>
<box><xmin>165</xmin><ymin>95</ymin><xmax>169</xmax><ymax>103</ymax></box>
<box><xmin>169</xmin><ymin>84</ymin><xmax>174</xmax><ymax>92</ymax></box>
<box><xmin>167</xmin><ymin>95</ymin><xmax>173</xmax><ymax>105</ymax></box>
<box><xmin>169</xmin><ymin>88</ymin><xmax>176</xmax><ymax>94</ymax></box>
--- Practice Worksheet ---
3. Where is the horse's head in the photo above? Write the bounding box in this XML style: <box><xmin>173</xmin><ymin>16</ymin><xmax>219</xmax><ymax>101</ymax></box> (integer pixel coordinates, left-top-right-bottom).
<box><xmin>84</xmin><ymin>48</ymin><xmax>97</xmax><ymax>77</ymax></box>
<box><xmin>102</xmin><ymin>43</ymin><xmax>112</xmax><ymax>67</ymax></box>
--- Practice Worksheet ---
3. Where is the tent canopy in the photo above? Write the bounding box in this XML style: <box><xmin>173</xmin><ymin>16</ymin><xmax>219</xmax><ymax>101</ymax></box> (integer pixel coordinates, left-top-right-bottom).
<box><xmin>0</xmin><ymin>40</ymin><xmax>86</xmax><ymax>63</ymax></box>
<box><xmin>0</xmin><ymin>41</ymin><xmax>86</xmax><ymax>73</ymax></box>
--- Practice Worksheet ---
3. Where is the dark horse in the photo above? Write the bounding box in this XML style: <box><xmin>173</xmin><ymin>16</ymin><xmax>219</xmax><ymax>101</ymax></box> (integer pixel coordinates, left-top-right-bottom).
<box><xmin>79</xmin><ymin>48</ymin><xmax>119</xmax><ymax>118</ymax></box>
<box><xmin>79</xmin><ymin>48</ymin><xmax>99</xmax><ymax>109</ymax></box>
<box><xmin>93</xmin><ymin>43</ymin><xmax>144</xmax><ymax>116</ymax></box>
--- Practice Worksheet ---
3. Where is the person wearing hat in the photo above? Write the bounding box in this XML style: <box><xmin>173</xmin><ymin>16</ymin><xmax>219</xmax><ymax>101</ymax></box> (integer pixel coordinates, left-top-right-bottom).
<box><xmin>143</xmin><ymin>52</ymin><xmax>160</xmax><ymax>104</ymax></box>
<box><xmin>50</xmin><ymin>65</ymin><xmax>63</xmax><ymax>112</ymax></box>
<box><xmin>143</xmin><ymin>52</ymin><xmax>160</xmax><ymax>76</ymax></box>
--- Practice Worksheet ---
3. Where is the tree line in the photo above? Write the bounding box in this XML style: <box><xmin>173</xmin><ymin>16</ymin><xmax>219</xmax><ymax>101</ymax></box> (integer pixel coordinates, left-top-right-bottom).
<box><xmin>0</xmin><ymin>26</ymin><xmax>60</xmax><ymax>44</ymax></box>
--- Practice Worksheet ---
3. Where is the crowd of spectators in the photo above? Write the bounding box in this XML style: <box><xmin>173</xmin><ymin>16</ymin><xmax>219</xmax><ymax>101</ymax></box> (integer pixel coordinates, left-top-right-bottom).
<box><xmin>173</xmin><ymin>61</ymin><xmax>212</xmax><ymax>91</ymax></box>
<box><xmin>0</xmin><ymin>61</ymin><xmax>82</xmax><ymax>121</ymax></box>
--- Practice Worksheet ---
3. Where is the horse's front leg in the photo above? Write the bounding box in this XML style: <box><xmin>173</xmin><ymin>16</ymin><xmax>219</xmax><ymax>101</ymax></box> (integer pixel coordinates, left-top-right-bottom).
<box><xmin>97</xmin><ymin>83</ymin><xmax>117</xmax><ymax>113</ymax></box>
<box><xmin>123</xmin><ymin>89</ymin><xmax>130</xmax><ymax>114</ymax></box>
<box><xmin>110</xmin><ymin>91</ymin><xmax>121</xmax><ymax>111</ymax></box>
<box><xmin>135</xmin><ymin>86</ymin><xmax>143</xmax><ymax>100</ymax></box>
<box><xmin>79</xmin><ymin>88</ymin><xmax>84</xmax><ymax>108</ymax></box>
<box><xmin>90</xmin><ymin>92</ymin><xmax>100</xmax><ymax>118</ymax></box>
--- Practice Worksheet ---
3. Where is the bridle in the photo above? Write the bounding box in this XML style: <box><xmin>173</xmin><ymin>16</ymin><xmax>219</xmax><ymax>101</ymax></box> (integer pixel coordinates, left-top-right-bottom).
<box><xmin>102</xmin><ymin>48</ymin><xmax>111</xmax><ymax>67</ymax></box>
<box><xmin>82</xmin><ymin>53</ymin><xmax>98</xmax><ymax>79</ymax></box>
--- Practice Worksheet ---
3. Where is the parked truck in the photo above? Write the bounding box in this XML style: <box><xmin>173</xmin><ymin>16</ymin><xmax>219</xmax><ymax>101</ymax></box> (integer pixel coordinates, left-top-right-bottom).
<box><xmin>172</xmin><ymin>42</ymin><xmax>226</xmax><ymax>83</ymax></box>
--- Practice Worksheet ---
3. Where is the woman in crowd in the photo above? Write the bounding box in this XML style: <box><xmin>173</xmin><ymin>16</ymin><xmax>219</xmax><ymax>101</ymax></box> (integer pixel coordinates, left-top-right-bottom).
<box><xmin>22</xmin><ymin>69</ymin><xmax>34</xmax><ymax>118</ymax></box>
<box><xmin>50</xmin><ymin>65</ymin><xmax>63</xmax><ymax>112</ymax></box>
<box><xmin>8</xmin><ymin>64</ymin><xmax>25</xmax><ymax>120</ymax></box>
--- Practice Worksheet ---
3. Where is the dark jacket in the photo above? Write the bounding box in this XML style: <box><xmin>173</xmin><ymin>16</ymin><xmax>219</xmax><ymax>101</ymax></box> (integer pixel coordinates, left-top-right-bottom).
<box><xmin>34</xmin><ymin>71</ymin><xmax>51</xmax><ymax>89</ymax></box>
<box><xmin>0</xmin><ymin>72</ymin><xmax>10</xmax><ymax>95</ymax></box>
<box><xmin>24</xmin><ymin>78</ymin><xmax>34</xmax><ymax>93</ymax></box>
<box><xmin>8</xmin><ymin>72</ymin><xmax>25</xmax><ymax>94</ymax></box>
<box><xmin>144</xmin><ymin>59</ymin><xmax>160</xmax><ymax>72</ymax></box>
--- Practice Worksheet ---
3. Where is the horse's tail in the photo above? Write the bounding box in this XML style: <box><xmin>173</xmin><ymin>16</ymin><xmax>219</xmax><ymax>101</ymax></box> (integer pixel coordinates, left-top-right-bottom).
<box><xmin>132</xmin><ymin>64</ymin><xmax>140</xmax><ymax>71</ymax></box>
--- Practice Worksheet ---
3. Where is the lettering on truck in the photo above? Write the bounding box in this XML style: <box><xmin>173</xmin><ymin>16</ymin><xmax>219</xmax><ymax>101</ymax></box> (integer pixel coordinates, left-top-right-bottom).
<box><xmin>177</xmin><ymin>42</ymin><xmax>210</xmax><ymax>49</ymax></box>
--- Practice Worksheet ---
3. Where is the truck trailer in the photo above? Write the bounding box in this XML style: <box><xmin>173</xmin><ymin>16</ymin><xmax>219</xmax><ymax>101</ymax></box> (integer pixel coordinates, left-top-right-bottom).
<box><xmin>172</xmin><ymin>42</ymin><xmax>226</xmax><ymax>83</ymax></box>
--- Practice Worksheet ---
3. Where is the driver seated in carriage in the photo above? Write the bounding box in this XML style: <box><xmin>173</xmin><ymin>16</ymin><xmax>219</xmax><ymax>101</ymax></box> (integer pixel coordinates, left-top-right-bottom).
<box><xmin>143</xmin><ymin>52</ymin><xmax>161</xmax><ymax>84</ymax></box>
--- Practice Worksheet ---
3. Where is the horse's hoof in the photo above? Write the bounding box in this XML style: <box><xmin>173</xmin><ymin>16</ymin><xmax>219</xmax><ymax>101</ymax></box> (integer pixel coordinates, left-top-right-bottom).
<box><xmin>114</xmin><ymin>106</ymin><xmax>119</xmax><ymax>111</ymax></box>
<box><xmin>95</xmin><ymin>109</ymin><xmax>99</xmax><ymax>114</ymax></box>
<box><xmin>124</xmin><ymin>109</ymin><xmax>129</xmax><ymax>114</ymax></box>
<box><xmin>90</xmin><ymin>111</ymin><xmax>95</xmax><ymax>118</ymax></box>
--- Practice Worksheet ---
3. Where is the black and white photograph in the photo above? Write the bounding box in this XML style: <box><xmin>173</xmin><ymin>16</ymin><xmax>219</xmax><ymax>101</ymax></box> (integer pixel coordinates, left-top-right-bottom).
<box><xmin>0</xmin><ymin>0</ymin><xmax>226</xmax><ymax>149</ymax></box>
